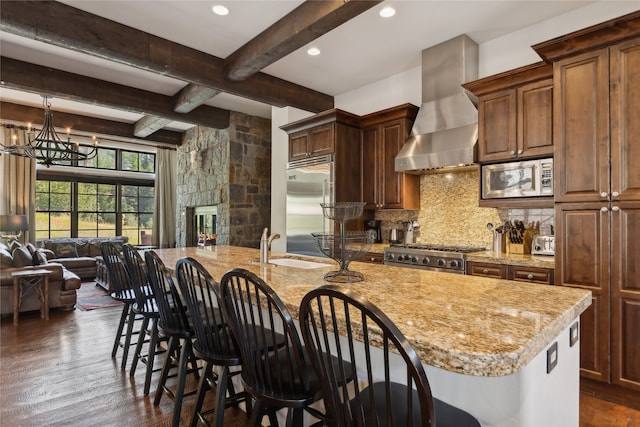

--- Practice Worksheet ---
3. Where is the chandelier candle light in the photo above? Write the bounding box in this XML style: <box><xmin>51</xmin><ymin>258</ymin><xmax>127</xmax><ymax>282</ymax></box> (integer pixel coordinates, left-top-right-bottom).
<box><xmin>1</xmin><ymin>96</ymin><xmax>98</xmax><ymax>167</ymax></box>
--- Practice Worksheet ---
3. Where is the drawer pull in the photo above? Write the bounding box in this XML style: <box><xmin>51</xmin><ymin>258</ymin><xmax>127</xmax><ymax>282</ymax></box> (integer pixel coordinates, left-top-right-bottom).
<box><xmin>482</xmin><ymin>269</ymin><xmax>489</xmax><ymax>274</ymax></box>
<box><xmin>527</xmin><ymin>274</ymin><xmax>534</xmax><ymax>280</ymax></box>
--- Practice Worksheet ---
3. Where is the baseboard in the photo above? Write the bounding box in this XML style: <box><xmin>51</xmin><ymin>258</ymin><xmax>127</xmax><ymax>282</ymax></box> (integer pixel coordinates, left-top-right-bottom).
<box><xmin>581</xmin><ymin>378</ymin><xmax>640</xmax><ymax>410</ymax></box>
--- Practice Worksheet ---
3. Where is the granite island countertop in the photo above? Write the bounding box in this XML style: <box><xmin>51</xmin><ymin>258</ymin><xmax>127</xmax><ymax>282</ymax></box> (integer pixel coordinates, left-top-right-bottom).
<box><xmin>152</xmin><ymin>246</ymin><xmax>589</xmax><ymax>378</ymax></box>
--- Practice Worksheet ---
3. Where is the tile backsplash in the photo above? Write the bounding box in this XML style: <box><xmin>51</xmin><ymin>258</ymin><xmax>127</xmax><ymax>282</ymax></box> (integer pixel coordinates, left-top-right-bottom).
<box><xmin>374</xmin><ymin>167</ymin><xmax>554</xmax><ymax>248</ymax></box>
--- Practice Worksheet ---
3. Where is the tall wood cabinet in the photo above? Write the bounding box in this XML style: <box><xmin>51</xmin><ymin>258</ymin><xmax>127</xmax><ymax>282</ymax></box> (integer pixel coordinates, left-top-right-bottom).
<box><xmin>280</xmin><ymin>109</ymin><xmax>362</xmax><ymax>205</ymax></box>
<box><xmin>359</xmin><ymin>104</ymin><xmax>420</xmax><ymax>210</ymax></box>
<box><xmin>463</xmin><ymin>62</ymin><xmax>554</xmax><ymax>163</ymax></box>
<box><xmin>534</xmin><ymin>11</ymin><xmax>640</xmax><ymax>406</ymax></box>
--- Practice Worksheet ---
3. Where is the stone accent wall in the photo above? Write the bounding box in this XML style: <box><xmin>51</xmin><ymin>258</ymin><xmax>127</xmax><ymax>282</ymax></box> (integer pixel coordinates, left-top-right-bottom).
<box><xmin>175</xmin><ymin>111</ymin><xmax>271</xmax><ymax>248</ymax></box>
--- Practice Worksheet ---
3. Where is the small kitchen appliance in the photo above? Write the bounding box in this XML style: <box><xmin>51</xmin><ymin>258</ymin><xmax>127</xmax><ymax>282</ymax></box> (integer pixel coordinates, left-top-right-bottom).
<box><xmin>482</xmin><ymin>158</ymin><xmax>553</xmax><ymax>200</ymax></box>
<box><xmin>389</xmin><ymin>222</ymin><xmax>404</xmax><ymax>244</ymax></box>
<box><xmin>365</xmin><ymin>220</ymin><xmax>382</xmax><ymax>244</ymax></box>
<box><xmin>531</xmin><ymin>235</ymin><xmax>555</xmax><ymax>256</ymax></box>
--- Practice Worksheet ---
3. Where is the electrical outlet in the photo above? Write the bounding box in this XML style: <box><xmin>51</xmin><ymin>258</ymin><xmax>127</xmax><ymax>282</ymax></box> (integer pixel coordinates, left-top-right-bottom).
<box><xmin>547</xmin><ymin>341</ymin><xmax>558</xmax><ymax>373</ymax></box>
<box><xmin>570</xmin><ymin>321</ymin><xmax>579</xmax><ymax>347</ymax></box>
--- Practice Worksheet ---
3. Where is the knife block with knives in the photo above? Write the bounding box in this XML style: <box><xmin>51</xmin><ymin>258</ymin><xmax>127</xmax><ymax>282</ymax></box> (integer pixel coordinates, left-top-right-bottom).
<box><xmin>506</xmin><ymin>220</ymin><xmax>535</xmax><ymax>255</ymax></box>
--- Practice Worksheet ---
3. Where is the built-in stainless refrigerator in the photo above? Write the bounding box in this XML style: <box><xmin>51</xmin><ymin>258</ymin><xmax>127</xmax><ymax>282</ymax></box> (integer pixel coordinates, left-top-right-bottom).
<box><xmin>286</xmin><ymin>155</ymin><xmax>334</xmax><ymax>257</ymax></box>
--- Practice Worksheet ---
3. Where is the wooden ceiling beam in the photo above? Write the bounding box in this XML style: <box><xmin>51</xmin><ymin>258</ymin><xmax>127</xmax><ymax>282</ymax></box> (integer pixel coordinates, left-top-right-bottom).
<box><xmin>173</xmin><ymin>84</ymin><xmax>221</xmax><ymax>114</ymax></box>
<box><xmin>1</xmin><ymin>102</ymin><xmax>183</xmax><ymax>146</ymax></box>
<box><xmin>0</xmin><ymin>57</ymin><xmax>230</xmax><ymax>129</ymax></box>
<box><xmin>133</xmin><ymin>115</ymin><xmax>173</xmax><ymax>138</ymax></box>
<box><xmin>224</xmin><ymin>0</ymin><xmax>381</xmax><ymax>81</ymax></box>
<box><xmin>0</xmin><ymin>0</ymin><xmax>334</xmax><ymax>113</ymax></box>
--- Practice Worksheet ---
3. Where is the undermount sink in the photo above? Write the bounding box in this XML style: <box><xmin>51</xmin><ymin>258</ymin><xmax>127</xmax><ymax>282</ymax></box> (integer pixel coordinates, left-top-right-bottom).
<box><xmin>268</xmin><ymin>258</ymin><xmax>329</xmax><ymax>269</ymax></box>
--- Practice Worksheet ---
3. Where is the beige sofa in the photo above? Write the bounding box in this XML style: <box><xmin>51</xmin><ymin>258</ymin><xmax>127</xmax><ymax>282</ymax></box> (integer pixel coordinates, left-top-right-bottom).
<box><xmin>0</xmin><ymin>242</ymin><xmax>81</xmax><ymax>315</ymax></box>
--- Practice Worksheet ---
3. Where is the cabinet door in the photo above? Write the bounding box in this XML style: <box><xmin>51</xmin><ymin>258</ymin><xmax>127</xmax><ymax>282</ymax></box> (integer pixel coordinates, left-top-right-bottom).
<box><xmin>361</xmin><ymin>125</ymin><xmax>380</xmax><ymax>209</ymax></box>
<box><xmin>477</xmin><ymin>89</ymin><xmax>516</xmax><ymax>162</ymax></box>
<box><xmin>610</xmin><ymin>38</ymin><xmax>640</xmax><ymax>203</ymax></box>
<box><xmin>555</xmin><ymin>203</ymin><xmax>611</xmax><ymax>382</ymax></box>
<box><xmin>517</xmin><ymin>79</ymin><xmax>554</xmax><ymax>158</ymax></box>
<box><xmin>611</xmin><ymin>201</ymin><xmax>640</xmax><ymax>391</ymax></box>
<box><xmin>308</xmin><ymin>124</ymin><xmax>334</xmax><ymax>157</ymax></box>
<box><xmin>289</xmin><ymin>132</ymin><xmax>310</xmax><ymax>161</ymax></box>
<box><xmin>554</xmin><ymin>49</ymin><xmax>610</xmax><ymax>203</ymax></box>
<box><xmin>380</xmin><ymin>120</ymin><xmax>406</xmax><ymax>208</ymax></box>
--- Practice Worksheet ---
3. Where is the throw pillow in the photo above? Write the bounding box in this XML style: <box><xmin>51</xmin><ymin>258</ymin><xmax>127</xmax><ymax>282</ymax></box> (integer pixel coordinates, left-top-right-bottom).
<box><xmin>26</xmin><ymin>242</ymin><xmax>37</xmax><ymax>255</ymax></box>
<box><xmin>9</xmin><ymin>240</ymin><xmax>22</xmax><ymax>253</ymax></box>
<box><xmin>0</xmin><ymin>248</ymin><xmax>14</xmax><ymax>269</ymax></box>
<box><xmin>12</xmin><ymin>246</ymin><xmax>32</xmax><ymax>268</ymax></box>
<box><xmin>35</xmin><ymin>249</ymin><xmax>48</xmax><ymax>265</ymax></box>
<box><xmin>51</xmin><ymin>242</ymin><xmax>79</xmax><ymax>258</ymax></box>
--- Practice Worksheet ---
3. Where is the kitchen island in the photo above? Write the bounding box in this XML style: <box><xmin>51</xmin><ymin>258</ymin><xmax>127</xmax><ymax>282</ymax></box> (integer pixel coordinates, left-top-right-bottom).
<box><xmin>152</xmin><ymin>246</ymin><xmax>591</xmax><ymax>427</ymax></box>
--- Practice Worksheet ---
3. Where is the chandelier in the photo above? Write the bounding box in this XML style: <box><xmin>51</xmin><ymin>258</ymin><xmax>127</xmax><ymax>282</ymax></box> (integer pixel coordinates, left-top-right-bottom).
<box><xmin>1</xmin><ymin>96</ymin><xmax>98</xmax><ymax>167</ymax></box>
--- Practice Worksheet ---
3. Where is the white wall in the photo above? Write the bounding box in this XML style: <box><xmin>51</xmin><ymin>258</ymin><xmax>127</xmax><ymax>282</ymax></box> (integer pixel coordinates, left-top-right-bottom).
<box><xmin>270</xmin><ymin>106</ymin><xmax>314</xmax><ymax>253</ymax></box>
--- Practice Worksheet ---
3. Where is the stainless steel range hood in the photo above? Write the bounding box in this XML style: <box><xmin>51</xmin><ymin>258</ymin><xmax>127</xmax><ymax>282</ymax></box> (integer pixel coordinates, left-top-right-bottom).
<box><xmin>395</xmin><ymin>35</ymin><xmax>479</xmax><ymax>174</ymax></box>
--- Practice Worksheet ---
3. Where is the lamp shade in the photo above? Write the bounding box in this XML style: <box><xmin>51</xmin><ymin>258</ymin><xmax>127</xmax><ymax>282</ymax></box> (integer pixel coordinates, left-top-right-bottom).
<box><xmin>0</xmin><ymin>215</ymin><xmax>29</xmax><ymax>232</ymax></box>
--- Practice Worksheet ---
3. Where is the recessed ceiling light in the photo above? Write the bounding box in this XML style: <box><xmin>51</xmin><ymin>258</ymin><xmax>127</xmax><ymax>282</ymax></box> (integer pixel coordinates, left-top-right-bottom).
<box><xmin>379</xmin><ymin>6</ymin><xmax>396</xmax><ymax>18</ymax></box>
<box><xmin>307</xmin><ymin>47</ymin><xmax>321</xmax><ymax>56</ymax></box>
<box><xmin>212</xmin><ymin>5</ymin><xmax>229</xmax><ymax>16</ymax></box>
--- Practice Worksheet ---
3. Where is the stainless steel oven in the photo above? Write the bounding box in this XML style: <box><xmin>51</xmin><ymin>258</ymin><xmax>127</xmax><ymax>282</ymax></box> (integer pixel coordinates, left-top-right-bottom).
<box><xmin>383</xmin><ymin>244</ymin><xmax>486</xmax><ymax>274</ymax></box>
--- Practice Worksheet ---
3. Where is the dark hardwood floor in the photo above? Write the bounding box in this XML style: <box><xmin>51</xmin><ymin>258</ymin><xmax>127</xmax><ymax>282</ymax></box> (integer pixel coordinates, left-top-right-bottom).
<box><xmin>2</xmin><ymin>298</ymin><xmax>639</xmax><ymax>426</ymax></box>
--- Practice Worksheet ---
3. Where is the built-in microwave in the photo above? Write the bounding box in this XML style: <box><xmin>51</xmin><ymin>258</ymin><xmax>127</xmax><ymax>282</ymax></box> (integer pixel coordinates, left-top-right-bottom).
<box><xmin>481</xmin><ymin>158</ymin><xmax>553</xmax><ymax>199</ymax></box>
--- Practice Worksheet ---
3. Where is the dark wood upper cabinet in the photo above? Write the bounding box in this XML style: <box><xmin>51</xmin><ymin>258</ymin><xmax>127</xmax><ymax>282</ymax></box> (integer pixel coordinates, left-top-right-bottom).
<box><xmin>281</xmin><ymin>109</ymin><xmax>360</xmax><ymax>163</ymax></box>
<box><xmin>359</xmin><ymin>104</ymin><xmax>420</xmax><ymax>210</ymax></box>
<box><xmin>464</xmin><ymin>62</ymin><xmax>553</xmax><ymax>163</ymax></box>
<box><xmin>535</xmin><ymin>10</ymin><xmax>640</xmax><ymax>404</ymax></box>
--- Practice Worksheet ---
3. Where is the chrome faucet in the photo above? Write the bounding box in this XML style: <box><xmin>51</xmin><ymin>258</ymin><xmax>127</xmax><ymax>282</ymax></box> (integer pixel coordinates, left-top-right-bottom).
<box><xmin>259</xmin><ymin>227</ymin><xmax>280</xmax><ymax>264</ymax></box>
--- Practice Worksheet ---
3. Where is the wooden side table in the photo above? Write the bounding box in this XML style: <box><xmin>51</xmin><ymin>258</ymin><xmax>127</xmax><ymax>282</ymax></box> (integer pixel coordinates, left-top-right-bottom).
<box><xmin>11</xmin><ymin>269</ymin><xmax>53</xmax><ymax>326</ymax></box>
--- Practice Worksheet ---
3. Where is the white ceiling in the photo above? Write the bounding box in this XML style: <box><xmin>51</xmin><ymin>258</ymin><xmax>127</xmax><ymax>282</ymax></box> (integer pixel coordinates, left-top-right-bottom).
<box><xmin>0</xmin><ymin>0</ymin><xmax>606</xmax><ymax>133</ymax></box>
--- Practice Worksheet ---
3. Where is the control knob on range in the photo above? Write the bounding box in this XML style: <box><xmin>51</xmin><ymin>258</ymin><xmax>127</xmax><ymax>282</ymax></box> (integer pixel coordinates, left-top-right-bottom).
<box><xmin>411</xmin><ymin>256</ymin><xmax>418</xmax><ymax>263</ymax></box>
<box><xmin>437</xmin><ymin>259</ymin><xmax>445</xmax><ymax>267</ymax></box>
<box><xmin>450</xmin><ymin>260</ymin><xmax>459</xmax><ymax>267</ymax></box>
<box><xmin>422</xmin><ymin>257</ymin><xmax>430</xmax><ymax>265</ymax></box>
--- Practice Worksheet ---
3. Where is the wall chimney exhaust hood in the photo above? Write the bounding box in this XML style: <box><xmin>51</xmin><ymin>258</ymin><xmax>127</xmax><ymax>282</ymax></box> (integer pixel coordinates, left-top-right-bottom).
<box><xmin>395</xmin><ymin>35</ymin><xmax>479</xmax><ymax>174</ymax></box>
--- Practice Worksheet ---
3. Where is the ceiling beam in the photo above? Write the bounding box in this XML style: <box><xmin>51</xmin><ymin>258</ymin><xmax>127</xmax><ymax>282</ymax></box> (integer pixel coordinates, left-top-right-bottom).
<box><xmin>0</xmin><ymin>0</ymin><xmax>334</xmax><ymax>113</ymax></box>
<box><xmin>0</xmin><ymin>57</ymin><xmax>230</xmax><ymax>129</ymax></box>
<box><xmin>133</xmin><ymin>115</ymin><xmax>173</xmax><ymax>138</ymax></box>
<box><xmin>1</xmin><ymin>102</ymin><xmax>183</xmax><ymax>146</ymax></box>
<box><xmin>173</xmin><ymin>84</ymin><xmax>221</xmax><ymax>114</ymax></box>
<box><xmin>224</xmin><ymin>0</ymin><xmax>381</xmax><ymax>81</ymax></box>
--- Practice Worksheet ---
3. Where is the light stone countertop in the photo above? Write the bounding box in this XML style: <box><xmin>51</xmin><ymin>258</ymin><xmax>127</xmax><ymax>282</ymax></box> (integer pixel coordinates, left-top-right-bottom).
<box><xmin>152</xmin><ymin>246</ymin><xmax>589</xmax><ymax>377</ymax></box>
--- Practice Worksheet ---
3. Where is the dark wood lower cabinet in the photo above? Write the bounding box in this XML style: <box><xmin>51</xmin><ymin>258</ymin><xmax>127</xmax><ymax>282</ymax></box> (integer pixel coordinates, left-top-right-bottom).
<box><xmin>556</xmin><ymin>202</ymin><xmax>640</xmax><ymax>407</ymax></box>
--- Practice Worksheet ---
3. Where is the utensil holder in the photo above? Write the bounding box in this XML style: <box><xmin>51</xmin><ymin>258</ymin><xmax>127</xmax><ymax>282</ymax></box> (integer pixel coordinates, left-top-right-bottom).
<box><xmin>492</xmin><ymin>231</ymin><xmax>504</xmax><ymax>254</ymax></box>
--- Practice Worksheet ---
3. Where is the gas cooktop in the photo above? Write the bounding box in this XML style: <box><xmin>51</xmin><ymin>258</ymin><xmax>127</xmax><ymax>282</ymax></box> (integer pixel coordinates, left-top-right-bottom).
<box><xmin>389</xmin><ymin>243</ymin><xmax>487</xmax><ymax>253</ymax></box>
<box><xmin>384</xmin><ymin>244</ymin><xmax>487</xmax><ymax>273</ymax></box>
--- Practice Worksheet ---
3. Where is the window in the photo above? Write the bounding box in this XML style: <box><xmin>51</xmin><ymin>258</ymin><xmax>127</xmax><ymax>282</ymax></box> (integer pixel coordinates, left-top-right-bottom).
<box><xmin>77</xmin><ymin>183</ymin><xmax>117</xmax><ymax>237</ymax></box>
<box><xmin>35</xmin><ymin>181</ymin><xmax>72</xmax><ymax>239</ymax></box>
<box><xmin>35</xmin><ymin>147</ymin><xmax>155</xmax><ymax>243</ymax></box>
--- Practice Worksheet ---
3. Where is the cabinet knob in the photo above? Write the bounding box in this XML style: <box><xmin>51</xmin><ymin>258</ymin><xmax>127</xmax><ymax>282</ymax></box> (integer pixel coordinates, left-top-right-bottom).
<box><xmin>482</xmin><ymin>269</ymin><xmax>489</xmax><ymax>274</ymax></box>
<box><xmin>612</xmin><ymin>206</ymin><xmax>620</xmax><ymax>212</ymax></box>
<box><xmin>600</xmin><ymin>192</ymin><xmax>608</xmax><ymax>198</ymax></box>
<box><xmin>527</xmin><ymin>274</ymin><xmax>534</xmax><ymax>280</ymax></box>
<box><xmin>370</xmin><ymin>257</ymin><xmax>376</xmax><ymax>262</ymax></box>
<box><xmin>600</xmin><ymin>207</ymin><xmax>609</xmax><ymax>213</ymax></box>
<box><xmin>517</xmin><ymin>149</ymin><xmax>523</xmax><ymax>154</ymax></box>
<box><xmin>612</xmin><ymin>191</ymin><xmax>619</xmax><ymax>198</ymax></box>
<box><xmin>510</xmin><ymin>151</ymin><xmax>516</xmax><ymax>156</ymax></box>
